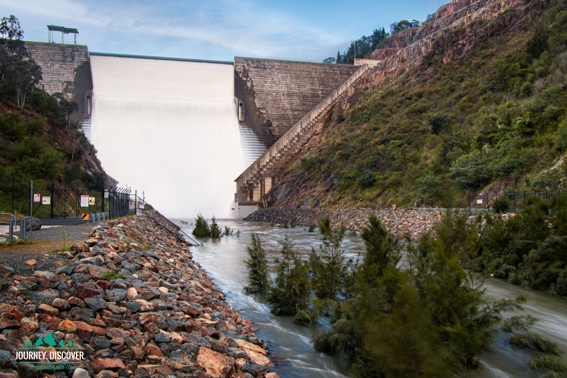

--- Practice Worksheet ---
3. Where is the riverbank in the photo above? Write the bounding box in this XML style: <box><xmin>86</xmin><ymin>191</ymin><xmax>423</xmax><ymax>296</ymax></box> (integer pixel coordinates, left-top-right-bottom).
<box><xmin>0</xmin><ymin>209</ymin><xmax>278</xmax><ymax>378</ymax></box>
<box><xmin>244</xmin><ymin>208</ymin><xmax>442</xmax><ymax>239</ymax></box>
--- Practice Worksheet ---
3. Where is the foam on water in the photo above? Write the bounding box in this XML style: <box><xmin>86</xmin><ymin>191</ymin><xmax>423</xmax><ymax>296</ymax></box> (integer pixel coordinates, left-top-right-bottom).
<box><xmin>89</xmin><ymin>55</ymin><xmax>263</xmax><ymax>218</ymax></box>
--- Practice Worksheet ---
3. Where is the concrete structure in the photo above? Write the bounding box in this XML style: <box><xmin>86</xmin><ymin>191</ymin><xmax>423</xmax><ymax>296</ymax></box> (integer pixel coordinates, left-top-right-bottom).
<box><xmin>235</xmin><ymin>57</ymin><xmax>359</xmax><ymax>147</ymax></box>
<box><xmin>234</xmin><ymin>65</ymin><xmax>370</xmax><ymax>205</ymax></box>
<box><xmin>25</xmin><ymin>42</ymin><xmax>93</xmax><ymax>118</ymax></box>
<box><xmin>355</xmin><ymin>58</ymin><xmax>382</xmax><ymax>67</ymax></box>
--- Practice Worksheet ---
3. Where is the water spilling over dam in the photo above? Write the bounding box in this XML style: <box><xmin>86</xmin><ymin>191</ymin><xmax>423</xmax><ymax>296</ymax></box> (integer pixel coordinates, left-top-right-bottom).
<box><xmin>88</xmin><ymin>54</ymin><xmax>265</xmax><ymax>218</ymax></box>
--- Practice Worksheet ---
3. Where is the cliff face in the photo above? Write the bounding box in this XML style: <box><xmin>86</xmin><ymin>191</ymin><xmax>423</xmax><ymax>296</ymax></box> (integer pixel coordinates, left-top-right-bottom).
<box><xmin>362</xmin><ymin>0</ymin><xmax>533</xmax><ymax>87</ymax></box>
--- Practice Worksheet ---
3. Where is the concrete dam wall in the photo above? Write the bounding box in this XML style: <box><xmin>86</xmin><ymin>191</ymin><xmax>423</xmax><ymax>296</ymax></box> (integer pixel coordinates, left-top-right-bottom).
<box><xmin>25</xmin><ymin>42</ymin><xmax>93</xmax><ymax>118</ymax></box>
<box><xmin>234</xmin><ymin>57</ymin><xmax>359</xmax><ymax>147</ymax></box>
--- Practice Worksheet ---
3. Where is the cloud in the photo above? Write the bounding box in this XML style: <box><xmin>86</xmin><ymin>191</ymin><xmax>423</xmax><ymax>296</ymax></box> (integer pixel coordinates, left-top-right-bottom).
<box><xmin>1</xmin><ymin>0</ymin><xmax>359</xmax><ymax>60</ymax></box>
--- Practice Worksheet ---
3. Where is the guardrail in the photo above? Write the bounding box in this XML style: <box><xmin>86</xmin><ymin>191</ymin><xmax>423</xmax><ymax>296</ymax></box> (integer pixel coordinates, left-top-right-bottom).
<box><xmin>0</xmin><ymin>212</ymin><xmax>29</xmax><ymax>243</ymax></box>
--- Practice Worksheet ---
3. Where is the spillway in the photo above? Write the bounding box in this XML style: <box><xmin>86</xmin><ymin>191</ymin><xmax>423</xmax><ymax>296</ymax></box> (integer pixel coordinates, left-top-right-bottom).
<box><xmin>89</xmin><ymin>55</ymin><xmax>265</xmax><ymax>218</ymax></box>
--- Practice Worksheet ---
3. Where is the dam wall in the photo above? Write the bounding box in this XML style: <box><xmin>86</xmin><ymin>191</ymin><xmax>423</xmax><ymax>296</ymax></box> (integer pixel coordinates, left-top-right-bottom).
<box><xmin>234</xmin><ymin>57</ymin><xmax>359</xmax><ymax>147</ymax></box>
<box><xmin>25</xmin><ymin>42</ymin><xmax>93</xmax><ymax>118</ymax></box>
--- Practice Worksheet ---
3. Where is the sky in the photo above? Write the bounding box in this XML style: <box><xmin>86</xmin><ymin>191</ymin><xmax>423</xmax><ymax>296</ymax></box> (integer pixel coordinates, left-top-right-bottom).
<box><xmin>2</xmin><ymin>0</ymin><xmax>449</xmax><ymax>63</ymax></box>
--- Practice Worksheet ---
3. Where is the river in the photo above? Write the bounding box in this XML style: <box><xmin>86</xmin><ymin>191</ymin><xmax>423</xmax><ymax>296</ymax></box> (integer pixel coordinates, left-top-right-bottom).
<box><xmin>177</xmin><ymin>219</ymin><xmax>567</xmax><ymax>378</ymax></box>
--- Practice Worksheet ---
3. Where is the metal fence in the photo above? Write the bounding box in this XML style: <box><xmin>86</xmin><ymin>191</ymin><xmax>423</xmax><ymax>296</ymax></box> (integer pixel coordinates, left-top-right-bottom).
<box><xmin>0</xmin><ymin>173</ymin><xmax>146</xmax><ymax>220</ymax></box>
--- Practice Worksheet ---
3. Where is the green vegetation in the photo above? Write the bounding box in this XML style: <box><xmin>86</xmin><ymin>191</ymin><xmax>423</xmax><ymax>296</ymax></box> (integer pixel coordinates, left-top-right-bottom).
<box><xmin>310</xmin><ymin>217</ymin><xmax>350</xmax><ymax>300</ymax></box>
<box><xmin>473</xmin><ymin>197</ymin><xmax>567</xmax><ymax>296</ymax></box>
<box><xmin>298</xmin><ymin>0</ymin><xmax>567</xmax><ymax>209</ymax></box>
<box><xmin>267</xmin><ymin>236</ymin><xmax>311</xmax><ymax>316</ymax></box>
<box><xmin>244</xmin><ymin>234</ymin><xmax>270</xmax><ymax>294</ymax></box>
<box><xmin>0</xmin><ymin>15</ymin><xmax>107</xmax><ymax>215</ymax></box>
<box><xmin>312</xmin><ymin>214</ymin><xmax>561</xmax><ymax>377</ymax></box>
<box><xmin>192</xmin><ymin>214</ymin><xmax>210</xmax><ymax>237</ymax></box>
<box><xmin>102</xmin><ymin>270</ymin><xmax>125</xmax><ymax>280</ymax></box>
<box><xmin>245</xmin><ymin>211</ymin><xmax>567</xmax><ymax>375</ymax></box>
<box><xmin>192</xmin><ymin>214</ymin><xmax>232</xmax><ymax>240</ymax></box>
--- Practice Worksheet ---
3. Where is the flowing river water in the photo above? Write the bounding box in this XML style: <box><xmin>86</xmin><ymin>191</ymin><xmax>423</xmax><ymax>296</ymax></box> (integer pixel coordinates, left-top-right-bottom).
<box><xmin>177</xmin><ymin>219</ymin><xmax>567</xmax><ymax>378</ymax></box>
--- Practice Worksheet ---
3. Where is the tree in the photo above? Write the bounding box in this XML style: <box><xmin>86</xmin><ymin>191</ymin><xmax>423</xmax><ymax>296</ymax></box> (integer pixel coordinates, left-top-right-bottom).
<box><xmin>244</xmin><ymin>234</ymin><xmax>270</xmax><ymax>294</ymax></box>
<box><xmin>192</xmin><ymin>214</ymin><xmax>210</xmax><ymax>237</ymax></box>
<box><xmin>0</xmin><ymin>15</ymin><xmax>42</xmax><ymax>108</ymax></box>
<box><xmin>323</xmin><ymin>57</ymin><xmax>336</xmax><ymax>64</ymax></box>
<box><xmin>267</xmin><ymin>236</ymin><xmax>311</xmax><ymax>315</ymax></box>
<box><xmin>312</xmin><ymin>217</ymin><xmax>348</xmax><ymax>300</ymax></box>
<box><xmin>359</xmin><ymin>215</ymin><xmax>401</xmax><ymax>281</ymax></box>
<box><xmin>527</xmin><ymin>23</ymin><xmax>548</xmax><ymax>60</ymax></box>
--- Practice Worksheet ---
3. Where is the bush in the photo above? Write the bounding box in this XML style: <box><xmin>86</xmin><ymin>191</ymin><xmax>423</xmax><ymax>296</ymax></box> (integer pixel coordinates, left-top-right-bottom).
<box><xmin>493</xmin><ymin>198</ymin><xmax>510</xmax><ymax>213</ymax></box>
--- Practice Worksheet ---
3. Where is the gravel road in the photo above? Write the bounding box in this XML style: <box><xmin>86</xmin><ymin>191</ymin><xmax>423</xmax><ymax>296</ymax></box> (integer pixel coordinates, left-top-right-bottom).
<box><xmin>0</xmin><ymin>223</ymin><xmax>96</xmax><ymax>275</ymax></box>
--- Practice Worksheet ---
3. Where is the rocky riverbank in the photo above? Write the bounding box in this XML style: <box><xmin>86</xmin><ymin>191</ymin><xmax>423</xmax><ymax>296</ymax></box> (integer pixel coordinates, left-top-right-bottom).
<box><xmin>244</xmin><ymin>208</ymin><xmax>442</xmax><ymax>239</ymax></box>
<box><xmin>0</xmin><ymin>209</ymin><xmax>278</xmax><ymax>378</ymax></box>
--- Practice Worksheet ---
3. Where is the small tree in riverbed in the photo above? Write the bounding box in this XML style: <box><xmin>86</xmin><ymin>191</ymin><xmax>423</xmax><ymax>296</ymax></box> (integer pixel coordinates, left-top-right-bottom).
<box><xmin>312</xmin><ymin>217</ymin><xmax>348</xmax><ymax>300</ymax></box>
<box><xmin>192</xmin><ymin>214</ymin><xmax>210</xmax><ymax>237</ymax></box>
<box><xmin>210</xmin><ymin>216</ymin><xmax>222</xmax><ymax>239</ymax></box>
<box><xmin>244</xmin><ymin>234</ymin><xmax>270</xmax><ymax>294</ymax></box>
<box><xmin>268</xmin><ymin>236</ymin><xmax>311</xmax><ymax>315</ymax></box>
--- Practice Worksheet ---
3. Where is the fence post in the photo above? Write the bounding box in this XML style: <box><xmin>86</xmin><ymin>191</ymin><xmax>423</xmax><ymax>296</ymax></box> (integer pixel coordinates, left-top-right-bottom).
<box><xmin>20</xmin><ymin>217</ymin><xmax>26</xmax><ymax>239</ymax></box>
<box><xmin>8</xmin><ymin>216</ymin><xmax>13</xmax><ymax>244</ymax></box>
<box><xmin>50</xmin><ymin>182</ymin><xmax>54</xmax><ymax>219</ymax></box>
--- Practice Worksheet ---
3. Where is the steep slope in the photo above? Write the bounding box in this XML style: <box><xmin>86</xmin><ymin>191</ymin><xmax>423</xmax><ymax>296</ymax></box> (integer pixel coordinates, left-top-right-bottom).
<box><xmin>266</xmin><ymin>0</ymin><xmax>567</xmax><ymax>209</ymax></box>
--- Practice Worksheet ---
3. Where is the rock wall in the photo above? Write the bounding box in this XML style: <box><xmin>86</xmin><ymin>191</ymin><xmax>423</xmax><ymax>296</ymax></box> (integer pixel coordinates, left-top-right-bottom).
<box><xmin>235</xmin><ymin>57</ymin><xmax>359</xmax><ymax>147</ymax></box>
<box><xmin>26</xmin><ymin>42</ymin><xmax>93</xmax><ymax>118</ymax></box>
<box><xmin>361</xmin><ymin>0</ymin><xmax>530</xmax><ymax>86</ymax></box>
<box><xmin>0</xmin><ymin>210</ymin><xmax>279</xmax><ymax>378</ymax></box>
<box><xmin>244</xmin><ymin>208</ymin><xmax>443</xmax><ymax>240</ymax></box>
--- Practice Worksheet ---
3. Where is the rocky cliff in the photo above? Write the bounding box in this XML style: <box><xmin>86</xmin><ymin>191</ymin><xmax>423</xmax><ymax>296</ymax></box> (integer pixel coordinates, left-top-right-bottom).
<box><xmin>362</xmin><ymin>0</ymin><xmax>537</xmax><ymax>86</ymax></box>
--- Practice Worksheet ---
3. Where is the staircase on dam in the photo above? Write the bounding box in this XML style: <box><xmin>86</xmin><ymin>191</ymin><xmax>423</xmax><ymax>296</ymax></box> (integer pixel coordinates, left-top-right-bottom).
<box><xmin>234</xmin><ymin>64</ymin><xmax>371</xmax><ymax>213</ymax></box>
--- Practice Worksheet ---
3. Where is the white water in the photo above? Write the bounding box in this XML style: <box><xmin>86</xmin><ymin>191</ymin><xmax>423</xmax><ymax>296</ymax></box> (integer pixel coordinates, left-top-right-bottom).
<box><xmin>89</xmin><ymin>55</ymin><xmax>264</xmax><ymax>218</ymax></box>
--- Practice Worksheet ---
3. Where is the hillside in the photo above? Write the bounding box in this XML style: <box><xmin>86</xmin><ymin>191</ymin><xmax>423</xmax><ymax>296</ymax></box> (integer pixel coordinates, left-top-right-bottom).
<box><xmin>266</xmin><ymin>0</ymin><xmax>567</xmax><ymax>210</ymax></box>
<box><xmin>0</xmin><ymin>17</ymin><xmax>107</xmax><ymax>217</ymax></box>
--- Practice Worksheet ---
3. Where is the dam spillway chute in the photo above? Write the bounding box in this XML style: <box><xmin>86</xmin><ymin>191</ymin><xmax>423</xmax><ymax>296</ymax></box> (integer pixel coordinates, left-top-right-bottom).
<box><xmin>89</xmin><ymin>53</ymin><xmax>251</xmax><ymax>219</ymax></box>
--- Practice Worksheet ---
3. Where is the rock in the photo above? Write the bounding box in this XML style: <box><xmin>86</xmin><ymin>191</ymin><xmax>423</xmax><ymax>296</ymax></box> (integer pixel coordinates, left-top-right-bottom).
<box><xmin>132</xmin><ymin>299</ymin><xmax>154</xmax><ymax>312</ymax></box>
<box><xmin>20</xmin><ymin>316</ymin><xmax>39</xmax><ymax>334</ymax></box>
<box><xmin>126</xmin><ymin>287</ymin><xmax>138</xmax><ymax>299</ymax></box>
<box><xmin>72</xmin><ymin>368</ymin><xmax>90</xmax><ymax>378</ymax></box>
<box><xmin>0</xmin><ymin>265</ymin><xmax>14</xmax><ymax>277</ymax></box>
<box><xmin>58</xmin><ymin>319</ymin><xmax>78</xmax><ymax>333</ymax></box>
<box><xmin>0</xmin><ymin>369</ymin><xmax>19</xmax><ymax>378</ymax></box>
<box><xmin>197</xmin><ymin>347</ymin><xmax>235</xmax><ymax>378</ymax></box>
<box><xmin>76</xmin><ymin>282</ymin><xmax>102</xmax><ymax>300</ymax></box>
<box><xmin>51</xmin><ymin>298</ymin><xmax>70</xmax><ymax>310</ymax></box>
<box><xmin>91</xmin><ymin>358</ymin><xmax>126</xmax><ymax>373</ymax></box>
<box><xmin>265</xmin><ymin>373</ymin><xmax>281</xmax><ymax>378</ymax></box>
<box><xmin>105</xmin><ymin>289</ymin><xmax>127</xmax><ymax>303</ymax></box>
<box><xmin>84</xmin><ymin>297</ymin><xmax>108</xmax><ymax>312</ymax></box>
<box><xmin>38</xmin><ymin>303</ymin><xmax>59</xmax><ymax>315</ymax></box>
<box><xmin>26</xmin><ymin>217</ymin><xmax>41</xmax><ymax>231</ymax></box>
<box><xmin>24</xmin><ymin>259</ymin><xmax>37</xmax><ymax>266</ymax></box>
<box><xmin>0</xmin><ymin>319</ymin><xmax>20</xmax><ymax>330</ymax></box>
<box><xmin>0</xmin><ymin>350</ymin><xmax>17</xmax><ymax>369</ymax></box>
<box><xmin>91</xmin><ymin>336</ymin><xmax>111</xmax><ymax>350</ymax></box>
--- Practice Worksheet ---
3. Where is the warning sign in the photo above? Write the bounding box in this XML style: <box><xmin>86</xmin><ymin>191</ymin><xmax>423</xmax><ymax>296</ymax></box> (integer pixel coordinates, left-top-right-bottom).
<box><xmin>33</xmin><ymin>193</ymin><xmax>41</xmax><ymax>203</ymax></box>
<box><xmin>88</xmin><ymin>197</ymin><xmax>95</xmax><ymax>206</ymax></box>
<box><xmin>80</xmin><ymin>195</ymin><xmax>89</xmax><ymax>207</ymax></box>
<box><xmin>42</xmin><ymin>196</ymin><xmax>51</xmax><ymax>205</ymax></box>
<box><xmin>81</xmin><ymin>213</ymin><xmax>89</xmax><ymax>220</ymax></box>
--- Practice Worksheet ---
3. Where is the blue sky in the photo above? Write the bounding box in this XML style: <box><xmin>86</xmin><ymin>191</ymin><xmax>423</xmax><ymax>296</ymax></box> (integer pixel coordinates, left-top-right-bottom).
<box><xmin>2</xmin><ymin>0</ymin><xmax>449</xmax><ymax>62</ymax></box>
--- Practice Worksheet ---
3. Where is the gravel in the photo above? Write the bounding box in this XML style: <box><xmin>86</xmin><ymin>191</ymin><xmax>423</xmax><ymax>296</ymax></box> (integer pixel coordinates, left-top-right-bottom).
<box><xmin>0</xmin><ymin>223</ymin><xmax>96</xmax><ymax>275</ymax></box>
<box><xmin>27</xmin><ymin>223</ymin><xmax>94</xmax><ymax>241</ymax></box>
